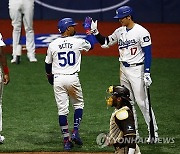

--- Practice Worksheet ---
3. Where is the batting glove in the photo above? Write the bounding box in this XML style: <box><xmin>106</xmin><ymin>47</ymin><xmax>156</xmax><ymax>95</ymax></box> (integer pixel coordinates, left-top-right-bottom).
<box><xmin>91</xmin><ymin>20</ymin><xmax>99</xmax><ymax>35</ymax></box>
<box><xmin>144</xmin><ymin>73</ymin><xmax>152</xmax><ymax>87</ymax></box>
<box><xmin>83</xmin><ymin>16</ymin><xmax>92</xmax><ymax>34</ymax></box>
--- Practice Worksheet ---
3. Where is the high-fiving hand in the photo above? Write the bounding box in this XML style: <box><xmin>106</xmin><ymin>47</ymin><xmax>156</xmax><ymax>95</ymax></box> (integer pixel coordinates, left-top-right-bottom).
<box><xmin>91</xmin><ymin>20</ymin><xmax>99</xmax><ymax>35</ymax></box>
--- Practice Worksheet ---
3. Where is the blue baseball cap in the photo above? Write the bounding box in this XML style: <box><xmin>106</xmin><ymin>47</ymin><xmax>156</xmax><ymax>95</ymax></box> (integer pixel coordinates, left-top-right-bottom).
<box><xmin>58</xmin><ymin>18</ymin><xmax>77</xmax><ymax>33</ymax></box>
<box><xmin>114</xmin><ymin>6</ymin><xmax>133</xmax><ymax>19</ymax></box>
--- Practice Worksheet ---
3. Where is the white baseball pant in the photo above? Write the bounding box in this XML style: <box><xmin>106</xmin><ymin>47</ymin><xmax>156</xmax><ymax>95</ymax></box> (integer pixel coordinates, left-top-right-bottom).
<box><xmin>120</xmin><ymin>64</ymin><xmax>158</xmax><ymax>134</ymax></box>
<box><xmin>53</xmin><ymin>73</ymin><xmax>84</xmax><ymax>116</ymax></box>
<box><xmin>9</xmin><ymin>0</ymin><xmax>35</xmax><ymax>58</ymax></box>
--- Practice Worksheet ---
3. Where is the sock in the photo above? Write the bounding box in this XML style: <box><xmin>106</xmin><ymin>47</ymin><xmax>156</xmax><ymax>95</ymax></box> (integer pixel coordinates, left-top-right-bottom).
<box><xmin>73</xmin><ymin>109</ymin><xmax>83</xmax><ymax>132</ymax></box>
<box><xmin>59</xmin><ymin>115</ymin><xmax>69</xmax><ymax>142</ymax></box>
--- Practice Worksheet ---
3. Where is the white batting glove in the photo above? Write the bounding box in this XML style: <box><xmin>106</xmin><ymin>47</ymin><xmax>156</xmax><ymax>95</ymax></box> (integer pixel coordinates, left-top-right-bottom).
<box><xmin>144</xmin><ymin>73</ymin><xmax>152</xmax><ymax>87</ymax></box>
<box><xmin>91</xmin><ymin>20</ymin><xmax>99</xmax><ymax>35</ymax></box>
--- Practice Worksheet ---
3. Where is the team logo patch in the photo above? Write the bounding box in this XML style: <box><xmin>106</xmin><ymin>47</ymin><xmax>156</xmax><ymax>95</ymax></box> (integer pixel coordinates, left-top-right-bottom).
<box><xmin>127</xmin><ymin>125</ymin><xmax>134</xmax><ymax>131</ymax></box>
<box><xmin>143</xmin><ymin>36</ymin><xmax>150</xmax><ymax>42</ymax></box>
<box><xmin>119</xmin><ymin>39</ymin><xmax>137</xmax><ymax>49</ymax></box>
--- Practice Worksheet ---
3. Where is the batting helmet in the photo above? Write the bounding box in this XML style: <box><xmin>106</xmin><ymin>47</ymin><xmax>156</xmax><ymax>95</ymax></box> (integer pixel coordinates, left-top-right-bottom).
<box><xmin>112</xmin><ymin>85</ymin><xmax>131</xmax><ymax>101</ymax></box>
<box><xmin>114</xmin><ymin>6</ymin><xmax>133</xmax><ymax>19</ymax></box>
<box><xmin>58</xmin><ymin>18</ymin><xmax>77</xmax><ymax>33</ymax></box>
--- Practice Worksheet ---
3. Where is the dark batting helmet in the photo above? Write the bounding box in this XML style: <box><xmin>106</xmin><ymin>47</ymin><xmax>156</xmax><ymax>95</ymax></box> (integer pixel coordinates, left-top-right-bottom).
<box><xmin>114</xmin><ymin>6</ymin><xmax>133</xmax><ymax>19</ymax></box>
<box><xmin>106</xmin><ymin>85</ymin><xmax>131</xmax><ymax>107</ymax></box>
<box><xmin>112</xmin><ymin>85</ymin><xmax>131</xmax><ymax>101</ymax></box>
<box><xmin>58</xmin><ymin>18</ymin><xmax>77</xmax><ymax>33</ymax></box>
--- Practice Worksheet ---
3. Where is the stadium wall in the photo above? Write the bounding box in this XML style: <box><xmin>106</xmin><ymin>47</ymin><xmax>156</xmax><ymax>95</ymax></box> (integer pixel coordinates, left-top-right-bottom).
<box><xmin>0</xmin><ymin>0</ymin><xmax>180</xmax><ymax>23</ymax></box>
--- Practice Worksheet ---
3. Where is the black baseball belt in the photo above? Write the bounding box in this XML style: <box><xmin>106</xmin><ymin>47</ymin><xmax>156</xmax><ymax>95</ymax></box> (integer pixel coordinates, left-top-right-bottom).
<box><xmin>122</xmin><ymin>61</ymin><xmax>144</xmax><ymax>67</ymax></box>
<box><xmin>58</xmin><ymin>72</ymin><xmax>78</xmax><ymax>75</ymax></box>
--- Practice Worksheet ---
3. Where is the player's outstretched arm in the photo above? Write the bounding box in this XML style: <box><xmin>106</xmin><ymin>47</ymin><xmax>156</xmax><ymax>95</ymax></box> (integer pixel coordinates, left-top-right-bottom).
<box><xmin>83</xmin><ymin>17</ymin><xmax>110</xmax><ymax>48</ymax></box>
<box><xmin>89</xmin><ymin>18</ymin><xmax>110</xmax><ymax>48</ymax></box>
<box><xmin>82</xmin><ymin>17</ymin><xmax>98</xmax><ymax>49</ymax></box>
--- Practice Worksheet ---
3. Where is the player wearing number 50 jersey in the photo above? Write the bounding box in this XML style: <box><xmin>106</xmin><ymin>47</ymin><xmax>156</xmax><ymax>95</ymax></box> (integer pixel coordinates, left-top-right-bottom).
<box><xmin>45</xmin><ymin>18</ymin><xmax>95</xmax><ymax>151</ymax></box>
<box><xmin>46</xmin><ymin>36</ymin><xmax>91</xmax><ymax>75</ymax></box>
<box><xmin>89</xmin><ymin>6</ymin><xmax>159</xmax><ymax>143</ymax></box>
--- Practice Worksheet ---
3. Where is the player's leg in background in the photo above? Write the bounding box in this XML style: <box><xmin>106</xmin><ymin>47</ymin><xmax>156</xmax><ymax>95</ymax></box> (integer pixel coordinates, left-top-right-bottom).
<box><xmin>120</xmin><ymin>66</ymin><xmax>139</xmax><ymax>138</ymax></box>
<box><xmin>9</xmin><ymin>4</ymin><xmax>22</xmax><ymax>63</ymax></box>
<box><xmin>22</xmin><ymin>1</ymin><xmax>37</xmax><ymax>62</ymax></box>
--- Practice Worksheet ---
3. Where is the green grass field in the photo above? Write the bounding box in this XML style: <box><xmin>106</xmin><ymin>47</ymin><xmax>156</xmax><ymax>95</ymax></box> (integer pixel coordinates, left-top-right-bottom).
<box><xmin>0</xmin><ymin>54</ymin><xmax>179</xmax><ymax>153</ymax></box>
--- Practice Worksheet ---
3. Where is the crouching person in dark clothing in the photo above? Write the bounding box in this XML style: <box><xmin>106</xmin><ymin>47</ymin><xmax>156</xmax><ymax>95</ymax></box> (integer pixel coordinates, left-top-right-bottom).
<box><xmin>105</xmin><ymin>85</ymin><xmax>141</xmax><ymax>154</ymax></box>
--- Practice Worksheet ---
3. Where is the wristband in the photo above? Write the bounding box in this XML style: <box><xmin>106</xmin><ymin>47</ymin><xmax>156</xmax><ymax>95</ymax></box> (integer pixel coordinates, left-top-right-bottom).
<box><xmin>85</xmin><ymin>29</ymin><xmax>91</xmax><ymax>35</ymax></box>
<box><xmin>3</xmin><ymin>66</ymin><xmax>9</xmax><ymax>74</ymax></box>
<box><xmin>46</xmin><ymin>73</ymin><xmax>52</xmax><ymax>78</ymax></box>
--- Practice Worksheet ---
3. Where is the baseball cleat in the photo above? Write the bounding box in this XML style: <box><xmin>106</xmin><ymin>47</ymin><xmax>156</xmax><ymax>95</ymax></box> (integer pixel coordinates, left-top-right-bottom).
<box><xmin>16</xmin><ymin>56</ymin><xmax>21</xmax><ymax>64</ymax></box>
<box><xmin>146</xmin><ymin>132</ymin><xmax>159</xmax><ymax>144</ymax></box>
<box><xmin>0</xmin><ymin>135</ymin><xmax>5</xmax><ymax>144</ymax></box>
<box><xmin>71</xmin><ymin>131</ymin><xmax>83</xmax><ymax>146</ymax></box>
<box><xmin>64</xmin><ymin>140</ymin><xmax>73</xmax><ymax>150</ymax></box>
<box><xmin>28</xmin><ymin>56</ymin><xmax>37</xmax><ymax>62</ymax></box>
<box><xmin>11</xmin><ymin>56</ymin><xmax>21</xmax><ymax>64</ymax></box>
<box><xmin>11</xmin><ymin>57</ymin><xmax>17</xmax><ymax>63</ymax></box>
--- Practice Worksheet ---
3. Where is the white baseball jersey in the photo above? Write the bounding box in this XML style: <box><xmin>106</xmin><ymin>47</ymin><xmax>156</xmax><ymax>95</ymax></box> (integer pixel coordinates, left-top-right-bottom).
<box><xmin>45</xmin><ymin>36</ymin><xmax>91</xmax><ymax>75</ymax></box>
<box><xmin>0</xmin><ymin>33</ymin><xmax>5</xmax><ymax>47</ymax></box>
<box><xmin>0</xmin><ymin>33</ymin><xmax>5</xmax><ymax>132</ymax></box>
<box><xmin>102</xmin><ymin>23</ymin><xmax>158</xmax><ymax>136</ymax></box>
<box><xmin>45</xmin><ymin>36</ymin><xmax>91</xmax><ymax>116</ymax></box>
<box><xmin>107</xmin><ymin>23</ymin><xmax>151</xmax><ymax>64</ymax></box>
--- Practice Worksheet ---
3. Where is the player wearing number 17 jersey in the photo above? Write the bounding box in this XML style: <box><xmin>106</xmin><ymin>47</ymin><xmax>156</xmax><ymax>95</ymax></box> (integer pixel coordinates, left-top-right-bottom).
<box><xmin>45</xmin><ymin>18</ymin><xmax>95</xmax><ymax>150</ymax></box>
<box><xmin>89</xmin><ymin>6</ymin><xmax>158</xmax><ymax>143</ymax></box>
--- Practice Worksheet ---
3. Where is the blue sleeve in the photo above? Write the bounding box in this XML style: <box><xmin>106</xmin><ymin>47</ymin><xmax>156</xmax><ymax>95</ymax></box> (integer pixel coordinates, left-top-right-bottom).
<box><xmin>45</xmin><ymin>63</ymin><xmax>52</xmax><ymax>74</ymax></box>
<box><xmin>84</xmin><ymin>34</ymin><xmax>97</xmax><ymax>50</ymax></box>
<box><xmin>142</xmin><ymin>45</ymin><xmax>152</xmax><ymax>73</ymax></box>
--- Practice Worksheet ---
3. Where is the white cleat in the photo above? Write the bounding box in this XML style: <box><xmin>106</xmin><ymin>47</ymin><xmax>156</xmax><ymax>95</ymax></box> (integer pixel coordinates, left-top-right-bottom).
<box><xmin>146</xmin><ymin>132</ymin><xmax>159</xmax><ymax>144</ymax></box>
<box><xmin>28</xmin><ymin>56</ymin><xmax>37</xmax><ymax>62</ymax></box>
<box><xmin>0</xmin><ymin>135</ymin><xmax>5</xmax><ymax>144</ymax></box>
<box><xmin>11</xmin><ymin>56</ymin><xmax>21</xmax><ymax>64</ymax></box>
<box><xmin>11</xmin><ymin>58</ymin><xmax>16</xmax><ymax>63</ymax></box>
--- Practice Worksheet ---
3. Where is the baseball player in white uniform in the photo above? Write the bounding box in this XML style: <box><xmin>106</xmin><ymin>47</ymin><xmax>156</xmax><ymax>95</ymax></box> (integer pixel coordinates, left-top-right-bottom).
<box><xmin>88</xmin><ymin>6</ymin><xmax>158</xmax><ymax>142</ymax></box>
<box><xmin>9</xmin><ymin>0</ymin><xmax>37</xmax><ymax>64</ymax></box>
<box><xmin>45</xmin><ymin>18</ymin><xmax>95</xmax><ymax>150</ymax></box>
<box><xmin>0</xmin><ymin>33</ymin><xmax>10</xmax><ymax>144</ymax></box>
